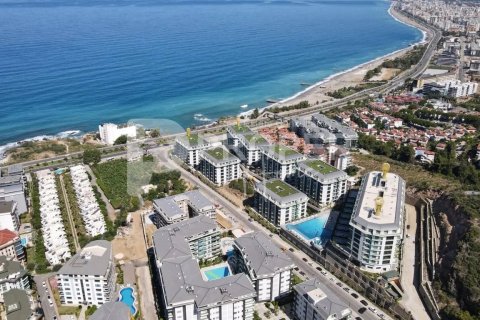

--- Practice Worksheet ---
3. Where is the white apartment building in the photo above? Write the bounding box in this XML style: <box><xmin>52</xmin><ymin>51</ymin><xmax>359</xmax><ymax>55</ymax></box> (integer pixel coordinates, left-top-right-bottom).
<box><xmin>254</xmin><ymin>179</ymin><xmax>308</xmax><ymax>226</ymax></box>
<box><xmin>293</xmin><ymin>278</ymin><xmax>352</xmax><ymax>320</ymax></box>
<box><xmin>0</xmin><ymin>201</ymin><xmax>19</xmax><ymax>232</ymax></box>
<box><xmin>349</xmin><ymin>170</ymin><xmax>406</xmax><ymax>273</ymax></box>
<box><xmin>232</xmin><ymin>232</ymin><xmax>294</xmax><ymax>302</ymax></box>
<box><xmin>0</xmin><ymin>256</ymin><xmax>30</xmax><ymax>299</ymax></box>
<box><xmin>261</xmin><ymin>144</ymin><xmax>306</xmax><ymax>181</ymax></box>
<box><xmin>69</xmin><ymin>165</ymin><xmax>106</xmax><ymax>236</ymax></box>
<box><xmin>153</xmin><ymin>190</ymin><xmax>216</xmax><ymax>226</ymax></box>
<box><xmin>199</xmin><ymin>147</ymin><xmax>241</xmax><ymax>186</ymax></box>
<box><xmin>173</xmin><ymin>133</ymin><xmax>211</xmax><ymax>167</ymax></box>
<box><xmin>0</xmin><ymin>229</ymin><xmax>24</xmax><ymax>261</ymax></box>
<box><xmin>296</xmin><ymin>160</ymin><xmax>348</xmax><ymax>206</ymax></box>
<box><xmin>424</xmin><ymin>79</ymin><xmax>478</xmax><ymax>98</ymax></box>
<box><xmin>237</xmin><ymin>133</ymin><xmax>270</xmax><ymax>166</ymax></box>
<box><xmin>98</xmin><ymin>123</ymin><xmax>137</xmax><ymax>145</ymax></box>
<box><xmin>57</xmin><ymin>240</ymin><xmax>115</xmax><ymax>306</ymax></box>
<box><xmin>36</xmin><ymin>169</ymin><xmax>71</xmax><ymax>265</ymax></box>
<box><xmin>0</xmin><ymin>173</ymin><xmax>27</xmax><ymax>215</ymax></box>
<box><xmin>226</xmin><ymin>124</ymin><xmax>252</xmax><ymax>149</ymax></box>
<box><xmin>153</xmin><ymin>216</ymin><xmax>256</xmax><ymax>320</ymax></box>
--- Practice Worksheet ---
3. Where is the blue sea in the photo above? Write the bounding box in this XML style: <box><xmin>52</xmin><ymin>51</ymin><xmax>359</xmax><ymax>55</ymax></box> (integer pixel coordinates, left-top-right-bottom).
<box><xmin>0</xmin><ymin>0</ymin><xmax>422</xmax><ymax>146</ymax></box>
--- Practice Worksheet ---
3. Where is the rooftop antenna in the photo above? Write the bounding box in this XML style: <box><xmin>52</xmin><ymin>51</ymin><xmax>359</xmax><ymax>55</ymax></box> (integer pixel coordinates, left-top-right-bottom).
<box><xmin>382</xmin><ymin>162</ymin><xmax>390</xmax><ymax>179</ymax></box>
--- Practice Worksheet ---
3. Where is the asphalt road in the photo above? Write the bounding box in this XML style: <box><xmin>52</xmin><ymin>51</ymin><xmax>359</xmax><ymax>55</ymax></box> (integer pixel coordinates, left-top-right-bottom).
<box><xmin>34</xmin><ymin>274</ymin><xmax>59</xmax><ymax>320</ymax></box>
<box><xmin>152</xmin><ymin>146</ymin><xmax>390</xmax><ymax>320</ymax></box>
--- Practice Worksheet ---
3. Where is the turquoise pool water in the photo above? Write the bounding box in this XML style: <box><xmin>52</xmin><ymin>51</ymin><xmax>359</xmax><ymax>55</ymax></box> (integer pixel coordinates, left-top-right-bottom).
<box><xmin>204</xmin><ymin>266</ymin><xmax>230</xmax><ymax>281</ymax></box>
<box><xmin>118</xmin><ymin>287</ymin><xmax>137</xmax><ymax>315</ymax></box>
<box><xmin>286</xmin><ymin>215</ymin><xmax>333</xmax><ymax>246</ymax></box>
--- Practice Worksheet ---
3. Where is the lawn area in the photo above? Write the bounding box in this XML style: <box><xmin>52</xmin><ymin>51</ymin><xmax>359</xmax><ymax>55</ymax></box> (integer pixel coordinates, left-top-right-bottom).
<box><xmin>272</xmin><ymin>144</ymin><xmax>300</xmax><ymax>157</ymax></box>
<box><xmin>305</xmin><ymin>159</ymin><xmax>337</xmax><ymax>174</ymax></box>
<box><xmin>265</xmin><ymin>179</ymin><xmax>299</xmax><ymax>197</ymax></box>
<box><xmin>353</xmin><ymin>153</ymin><xmax>461</xmax><ymax>192</ymax></box>
<box><xmin>205</xmin><ymin>147</ymin><xmax>232</xmax><ymax>161</ymax></box>
<box><xmin>92</xmin><ymin>159</ymin><xmax>141</xmax><ymax>211</ymax></box>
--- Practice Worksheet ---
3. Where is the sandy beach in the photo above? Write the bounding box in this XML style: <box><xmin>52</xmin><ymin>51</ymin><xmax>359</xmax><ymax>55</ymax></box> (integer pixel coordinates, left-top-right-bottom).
<box><xmin>247</xmin><ymin>5</ymin><xmax>432</xmax><ymax>113</ymax></box>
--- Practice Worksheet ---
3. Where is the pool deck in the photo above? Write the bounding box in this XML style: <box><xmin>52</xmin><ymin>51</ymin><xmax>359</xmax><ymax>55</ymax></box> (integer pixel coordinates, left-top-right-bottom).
<box><xmin>283</xmin><ymin>211</ymin><xmax>339</xmax><ymax>249</ymax></box>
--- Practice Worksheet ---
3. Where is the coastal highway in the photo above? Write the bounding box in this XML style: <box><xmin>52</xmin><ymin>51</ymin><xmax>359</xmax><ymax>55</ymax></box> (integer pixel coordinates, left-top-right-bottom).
<box><xmin>152</xmin><ymin>146</ymin><xmax>390</xmax><ymax>320</ymax></box>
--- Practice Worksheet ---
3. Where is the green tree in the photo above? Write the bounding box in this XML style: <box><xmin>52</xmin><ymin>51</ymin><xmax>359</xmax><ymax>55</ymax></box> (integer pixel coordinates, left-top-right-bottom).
<box><xmin>250</xmin><ymin>108</ymin><xmax>260</xmax><ymax>119</ymax></box>
<box><xmin>83</xmin><ymin>149</ymin><xmax>101</xmax><ymax>165</ymax></box>
<box><xmin>150</xmin><ymin>129</ymin><xmax>160</xmax><ymax>138</ymax></box>
<box><xmin>114</xmin><ymin>135</ymin><xmax>128</xmax><ymax>145</ymax></box>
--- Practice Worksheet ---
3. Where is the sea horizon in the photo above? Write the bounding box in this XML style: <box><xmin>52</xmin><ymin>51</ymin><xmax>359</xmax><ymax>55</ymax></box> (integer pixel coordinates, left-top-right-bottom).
<box><xmin>0</xmin><ymin>0</ymin><xmax>422</xmax><ymax>150</ymax></box>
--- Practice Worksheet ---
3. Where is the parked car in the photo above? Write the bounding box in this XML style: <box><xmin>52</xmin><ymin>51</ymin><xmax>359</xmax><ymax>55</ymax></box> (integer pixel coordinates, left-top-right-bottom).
<box><xmin>289</xmin><ymin>248</ymin><xmax>295</xmax><ymax>252</ymax></box>
<box><xmin>351</xmin><ymin>293</ymin><xmax>359</xmax><ymax>299</ymax></box>
<box><xmin>42</xmin><ymin>281</ymin><xmax>46</xmax><ymax>288</ymax></box>
<box><xmin>302</xmin><ymin>257</ymin><xmax>308</xmax><ymax>262</ymax></box>
<box><xmin>316</xmin><ymin>266</ymin><xmax>322</xmax><ymax>271</ymax></box>
<box><xmin>336</xmin><ymin>282</ymin><xmax>343</xmax><ymax>287</ymax></box>
<box><xmin>360</xmin><ymin>300</ymin><xmax>368</xmax><ymax>306</ymax></box>
<box><xmin>358</xmin><ymin>307</ymin><xmax>366</xmax><ymax>314</ymax></box>
<box><xmin>343</xmin><ymin>287</ymin><xmax>350</xmax><ymax>292</ymax></box>
<box><xmin>368</xmin><ymin>307</ymin><xmax>377</xmax><ymax>313</ymax></box>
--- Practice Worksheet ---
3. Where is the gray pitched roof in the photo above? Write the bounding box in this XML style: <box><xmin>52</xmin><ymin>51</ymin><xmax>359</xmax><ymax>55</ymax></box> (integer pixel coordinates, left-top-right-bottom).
<box><xmin>0</xmin><ymin>256</ymin><xmax>27</xmax><ymax>284</ymax></box>
<box><xmin>234</xmin><ymin>232</ymin><xmax>294</xmax><ymax>278</ymax></box>
<box><xmin>57</xmin><ymin>240</ymin><xmax>112</xmax><ymax>276</ymax></box>
<box><xmin>4</xmin><ymin>289</ymin><xmax>32</xmax><ymax>320</ymax></box>
<box><xmin>153</xmin><ymin>216</ymin><xmax>256</xmax><ymax>308</ymax></box>
<box><xmin>294</xmin><ymin>278</ymin><xmax>352</xmax><ymax>319</ymax></box>
<box><xmin>90</xmin><ymin>301</ymin><xmax>131</xmax><ymax>320</ymax></box>
<box><xmin>0</xmin><ymin>201</ymin><xmax>15</xmax><ymax>214</ymax></box>
<box><xmin>153</xmin><ymin>215</ymin><xmax>216</xmax><ymax>261</ymax></box>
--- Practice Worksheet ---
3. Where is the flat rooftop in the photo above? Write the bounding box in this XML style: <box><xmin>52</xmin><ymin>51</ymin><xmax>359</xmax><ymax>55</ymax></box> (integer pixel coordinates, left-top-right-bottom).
<box><xmin>242</xmin><ymin>133</ymin><xmax>269</xmax><ymax>147</ymax></box>
<box><xmin>256</xmin><ymin>179</ymin><xmax>308</xmax><ymax>204</ymax></box>
<box><xmin>153</xmin><ymin>190</ymin><xmax>214</xmax><ymax>221</ymax></box>
<box><xmin>57</xmin><ymin>240</ymin><xmax>111</xmax><ymax>276</ymax></box>
<box><xmin>304</xmin><ymin>159</ymin><xmax>337</xmax><ymax>174</ymax></box>
<box><xmin>261</xmin><ymin>144</ymin><xmax>304</xmax><ymax>162</ymax></box>
<box><xmin>266</xmin><ymin>179</ymin><xmax>299</xmax><ymax>197</ymax></box>
<box><xmin>352</xmin><ymin>171</ymin><xmax>405</xmax><ymax>229</ymax></box>
<box><xmin>177</xmin><ymin>133</ymin><xmax>208</xmax><ymax>148</ymax></box>
<box><xmin>229</xmin><ymin>124</ymin><xmax>251</xmax><ymax>134</ymax></box>
<box><xmin>203</xmin><ymin>147</ymin><xmax>239</xmax><ymax>164</ymax></box>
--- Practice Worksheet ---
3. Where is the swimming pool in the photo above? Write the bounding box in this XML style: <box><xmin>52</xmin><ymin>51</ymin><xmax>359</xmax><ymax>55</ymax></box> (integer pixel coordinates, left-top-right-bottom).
<box><xmin>286</xmin><ymin>215</ymin><xmax>333</xmax><ymax>246</ymax></box>
<box><xmin>118</xmin><ymin>287</ymin><xmax>137</xmax><ymax>315</ymax></box>
<box><xmin>203</xmin><ymin>265</ymin><xmax>230</xmax><ymax>281</ymax></box>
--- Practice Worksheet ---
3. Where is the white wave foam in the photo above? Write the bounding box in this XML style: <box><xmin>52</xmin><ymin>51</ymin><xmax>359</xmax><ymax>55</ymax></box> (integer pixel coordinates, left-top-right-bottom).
<box><xmin>193</xmin><ymin>113</ymin><xmax>212</xmax><ymax>122</ymax></box>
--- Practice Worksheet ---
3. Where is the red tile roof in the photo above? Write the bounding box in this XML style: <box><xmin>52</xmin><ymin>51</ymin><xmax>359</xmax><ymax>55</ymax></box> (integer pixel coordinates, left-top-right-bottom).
<box><xmin>0</xmin><ymin>229</ymin><xmax>18</xmax><ymax>246</ymax></box>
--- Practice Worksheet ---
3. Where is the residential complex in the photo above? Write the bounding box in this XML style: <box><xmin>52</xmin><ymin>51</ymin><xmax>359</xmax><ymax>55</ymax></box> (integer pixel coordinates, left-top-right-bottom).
<box><xmin>98</xmin><ymin>122</ymin><xmax>137</xmax><ymax>145</ymax></box>
<box><xmin>0</xmin><ymin>229</ymin><xmax>24</xmax><ymax>261</ymax></box>
<box><xmin>0</xmin><ymin>201</ymin><xmax>19</xmax><ymax>232</ymax></box>
<box><xmin>293</xmin><ymin>278</ymin><xmax>352</xmax><ymax>320</ymax></box>
<box><xmin>174</xmin><ymin>132</ymin><xmax>211</xmax><ymax>167</ymax></box>
<box><xmin>295</xmin><ymin>160</ymin><xmax>348</xmax><ymax>206</ymax></box>
<box><xmin>57</xmin><ymin>240</ymin><xmax>115</xmax><ymax>306</ymax></box>
<box><xmin>153</xmin><ymin>215</ymin><xmax>256</xmax><ymax>320</ymax></box>
<box><xmin>199</xmin><ymin>146</ymin><xmax>241</xmax><ymax>186</ymax></box>
<box><xmin>423</xmin><ymin>79</ymin><xmax>478</xmax><ymax>98</ymax></box>
<box><xmin>69</xmin><ymin>165</ymin><xmax>106</xmax><ymax>236</ymax></box>
<box><xmin>226</xmin><ymin>123</ymin><xmax>253</xmax><ymax>149</ymax></box>
<box><xmin>349</xmin><ymin>170</ymin><xmax>406</xmax><ymax>273</ymax></box>
<box><xmin>0</xmin><ymin>256</ymin><xmax>30</xmax><ymax>298</ymax></box>
<box><xmin>311</xmin><ymin>114</ymin><xmax>358</xmax><ymax>148</ymax></box>
<box><xmin>237</xmin><ymin>133</ymin><xmax>270</xmax><ymax>166</ymax></box>
<box><xmin>232</xmin><ymin>232</ymin><xmax>294</xmax><ymax>302</ymax></box>
<box><xmin>261</xmin><ymin>144</ymin><xmax>305</xmax><ymax>181</ymax></box>
<box><xmin>153</xmin><ymin>189</ymin><xmax>216</xmax><ymax>226</ymax></box>
<box><xmin>36</xmin><ymin>169</ymin><xmax>71</xmax><ymax>265</ymax></box>
<box><xmin>254</xmin><ymin>179</ymin><xmax>308</xmax><ymax>226</ymax></box>
<box><xmin>3</xmin><ymin>288</ymin><xmax>35</xmax><ymax>320</ymax></box>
